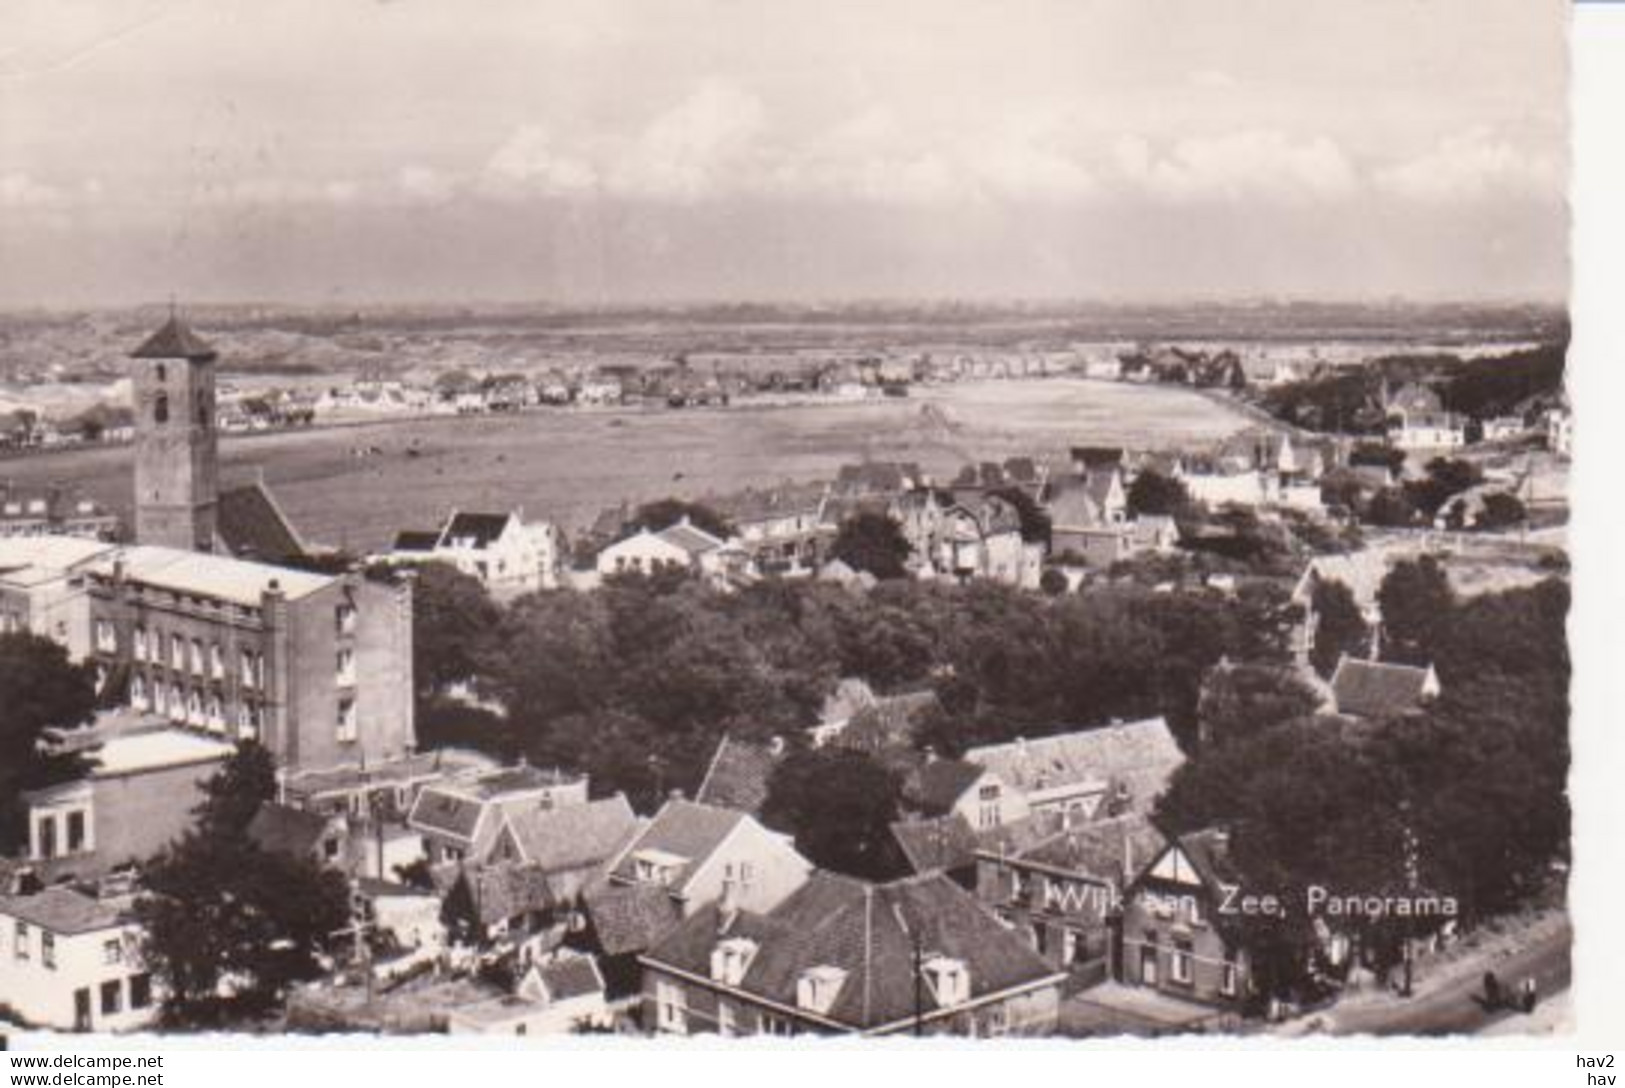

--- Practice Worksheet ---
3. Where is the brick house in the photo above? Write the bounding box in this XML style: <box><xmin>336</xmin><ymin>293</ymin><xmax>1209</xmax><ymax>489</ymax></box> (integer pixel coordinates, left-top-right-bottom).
<box><xmin>1120</xmin><ymin>828</ymin><xmax>1251</xmax><ymax>1008</ymax></box>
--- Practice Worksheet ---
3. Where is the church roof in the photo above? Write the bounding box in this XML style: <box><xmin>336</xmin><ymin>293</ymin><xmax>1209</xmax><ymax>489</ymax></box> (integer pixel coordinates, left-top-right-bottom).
<box><xmin>216</xmin><ymin>481</ymin><xmax>308</xmax><ymax>565</ymax></box>
<box><xmin>131</xmin><ymin>316</ymin><xmax>217</xmax><ymax>361</ymax></box>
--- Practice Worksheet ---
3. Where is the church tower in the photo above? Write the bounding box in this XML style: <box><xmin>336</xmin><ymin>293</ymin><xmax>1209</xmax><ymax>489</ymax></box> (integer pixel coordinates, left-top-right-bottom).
<box><xmin>131</xmin><ymin>312</ymin><xmax>219</xmax><ymax>551</ymax></box>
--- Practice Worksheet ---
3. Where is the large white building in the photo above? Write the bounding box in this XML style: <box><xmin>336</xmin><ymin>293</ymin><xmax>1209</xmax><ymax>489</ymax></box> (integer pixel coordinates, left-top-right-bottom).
<box><xmin>385</xmin><ymin>510</ymin><xmax>561</xmax><ymax>600</ymax></box>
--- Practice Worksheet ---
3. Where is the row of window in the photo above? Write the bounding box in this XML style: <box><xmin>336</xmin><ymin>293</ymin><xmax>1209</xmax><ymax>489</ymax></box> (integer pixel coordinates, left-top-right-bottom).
<box><xmin>33</xmin><ymin>809</ymin><xmax>90</xmax><ymax>860</ymax></box>
<box><xmin>129</xmin><ymin>675</ymin><xmax>259</xmax><ymax>735</ymax></box>
<box><xmin>117</xmin><ymin>626</ymin><xmax>266</xmax><ymax>688</ymax></box>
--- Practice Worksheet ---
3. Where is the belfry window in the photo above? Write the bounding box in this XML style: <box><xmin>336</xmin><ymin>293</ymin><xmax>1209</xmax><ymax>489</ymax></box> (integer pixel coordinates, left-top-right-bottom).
<box><xmin>154</xmin><ymin>392</ymin><xmax>169</xmax><ymax>424</ymax></box>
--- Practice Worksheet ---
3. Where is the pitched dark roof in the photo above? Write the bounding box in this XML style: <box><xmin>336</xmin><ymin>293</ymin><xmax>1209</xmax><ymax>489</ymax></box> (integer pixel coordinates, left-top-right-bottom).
<box><xmin>1010</xmin><ymin>814</ymin><xmax>1167</xmax><ymax>886</ymax></box>
<box><xmin>609</xmin><ymin>799</ymin><xmax>746</xmax><ymax>889</ymax></box>
<box><xmin>584</xmin><ymin>882</ymin><xmax>683</xmax><ymax>955</ymax></box>
<box><xmin>1330</xmin><ymin>657</ymin><xmax>1438</xmax><ymax>719</ymax></box>
<box><xmin>440</xmin><ymin>512</ymin><xmax>512</xmax><ymax>550</ymax></box>
<box><xmin>533</xmin><ymin>956</ymin><xmax>605</xmax><ymax>1001</ymax></box>
<box><xmin>246</xmin><ymin>802</ymin><xmax>335</xmax><ymax>859</ymax></box>
<box><xmin>392</xmin><ymin>530</ymin><xmax>441</xmax><ymax>552</ymax></box>
<box><xmin>908</xmin><ymin>759</ymin><xmax>987</xmax><ymax>816</ymax></box>
<box><xmin>500</xmin><ymin>794</ymin><xmax>640</xmax><ymax>872</ymax></box>
<box><xmin>890</xmin><ymin>814</ymin><xmax>979</xmax><ymax>876</ymax></box>
<box><xmin>217</xmin><ymin>482</ymin><xmax>307</xmax><ymax>564</ymax></box>
<box><xmin>409</xmin><ymin>787</ymin><xmax>487</xmax><ymax>841</ymax></box>
<box><xmin>1070</xmin><ymin>447</ymin><xmax>1127</xmax><ymax>470</ymax></box>
<box><xmin>643</xmin><ymin>871</ymin><xmax>1059</xmax><ymax>1031</ymax></box>
<box><xmin>695</xmin><ymin>736</ymin><xmax>783</xmax><ymax>816</ymax></box>
<box><xmin>130</xmin><ymin>315</ymin><xmax>217</xmax><ymax>360</ymax></box>
<box><xmin>460</xmin><ymin>864</ymin><xmax>559</xmax><ymax>927</ymax></box>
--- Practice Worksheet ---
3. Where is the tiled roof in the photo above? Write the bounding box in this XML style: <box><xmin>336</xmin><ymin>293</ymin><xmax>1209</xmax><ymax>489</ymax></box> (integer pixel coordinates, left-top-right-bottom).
<box><xmin>656</xmin><ymin>520</ymin><xmax>726</xmax><ymax>556</ymax></box>
<box><xmin>1330</xmin><ymin>657</ymin><xmax>1438</xmax><ymax>719</ymax></box>
<box><xmin>1047</xmin><ymin>480</ymin><xmax>1110</xmax><ymax>529</ymax></box>
<box><xmin>130</xmin><ymin>315</ymin><xmax>217</xmax><ymax>360</ymax></box>
<box><xmin>695</xmin><ymin>736</ymin><xmax>783</xmax><ymax>816</ymax></box>
<box><xmin>1011</xmin><ymin>814</ymin><xmax>1167</xmax><ymax>886</ymax></box>
<box><xmin>216</xmin><ymin>482</ymin><xmax>307</xmax><ymax>564</ymax></box>
<box><xmin>609</xmin><ymin>799</ymin><xmax>746</xmax><ymax>890</ymax></box>
<box><xmin>460</xmin><ymin>864</ymin><xmax>559</xmax><ymax>927</ymax></box>
<box><xmin>408</xmin><ymin>787</ymin><xmax>486</xmax><ymax>841</ymax></box>
<box><xmin>583</xmin><ymin>882</ymin><xmax>683</xmax><ymax>955</ymax></box>
<box><xmin>0</xmin><ymin>886</ymin><xmax>129</xmax><ymax>936</ymax></box>
<box><xmin>440</xmin><ymin>512</ymin><xmax>513</xmax><ymax>550</ymax></box>
<box><xmin>500</xmin><ymin>794</ymin><xmax>640</xmax><ymax>872</ymax></box>
<box><xmin>964</xmin><ymin>718</ymin><xmax>1185</xmax><ymax>815</ymax></box>
<box><xmin>643</xmin><ymin>871</ymin><xmax>1059</xmax><ymax>1031</ymax></box>
<box><xmin>246</xmin><ymin>802</ymin><xmax>334</xmax><ymax>859</ymax></box>
<box><xmin>532</xmin><ymin>955</ymin><xmax>605</xmax><ymax>1001</ymax></box>
<box><xmin>890</xmin><ymin>815</ymin><xmax>979</xmax><ymax>875</ymax></box>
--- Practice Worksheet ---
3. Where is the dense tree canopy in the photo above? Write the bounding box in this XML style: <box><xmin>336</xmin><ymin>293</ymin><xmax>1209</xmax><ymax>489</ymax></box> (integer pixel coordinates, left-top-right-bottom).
<box><xmin>760</xmin><ymin>748</ymin><xmax>906</xmax><ymax>880</ymax></box>
<box><xmin>829</xmin><ymin>511</ymin><xmax>912</xmax><ymax>580</ymax></box>
<box><xmin>1310</xmin><ymin>579</ymin><xmax>1369</xmax><ymax>678</ymax></box>
<box><xmin>1376</xmin><ymin>556</ymin><xmax>1454</xmax><ymax>665</ymax></box>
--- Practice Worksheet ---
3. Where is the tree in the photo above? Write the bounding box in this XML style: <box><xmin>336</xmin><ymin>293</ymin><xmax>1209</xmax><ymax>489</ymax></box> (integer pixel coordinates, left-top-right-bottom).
<box><xmin>194</xmin><ymin>743</ymin><xmax>277</xmax><ymax>840</ymax></box>
<box><xmin>373</xmin><ymin>561</ymin><xmax>502</xmax><ymax>698</ymax></box>
<box><xmin>1309</xmin><ymin>579</ymin><xmax>1369</xmax><ymax>678</ymax></box>
<box><xmin>0</xmin><ymin>633</ymin><xmax>97</xmax><ymax>851</ymax></box>
<box><xmin>1196</xmin><ymin>663</ymin><xmax>1323</xmax><ymax>748</ymax></box>
<box><xmin>1364</xmin><ymin>486</ymin><xmax>1418</xmax><ymax>528</ymax></box>
<box><xmin>1127</xmin><ymin>469</ymin><xmax>1195</xmax><ymax>519</ymax></box>
<box><xmin>1377</xmin><ymin>556</ymin><xmax>1454</xmax><ymax>665</ymax></box>
<box><xmin>1476</xmin><ymin>492</ymin><xmax>1528</xmax><ymax>531</ymax></box>
<box><xmin>760</xmin><ymin>748</ymin><xmax>906</xmax><ymax>880</ymax></box>
<box><xmin>829</xmin><ymin>511</ymin><xmax>912</xmax><ymax>580</ymax></box>
<box><xmin>135</xmin><ymin>751</ymin><xmax>350</xmax><ymax>1027</ymax></box>
<box><xmin>624</xmin><ymin>498</ymin><xmax>733</xmax><ymax>542</ymax></box>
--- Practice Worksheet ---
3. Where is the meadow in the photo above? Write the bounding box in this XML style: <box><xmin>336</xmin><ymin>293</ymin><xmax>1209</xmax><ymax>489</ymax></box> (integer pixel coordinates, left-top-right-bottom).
<box><xmin>0</xmin><ymin>379</ymin><xmax>1255</xmax><ymax>552</ymax></box>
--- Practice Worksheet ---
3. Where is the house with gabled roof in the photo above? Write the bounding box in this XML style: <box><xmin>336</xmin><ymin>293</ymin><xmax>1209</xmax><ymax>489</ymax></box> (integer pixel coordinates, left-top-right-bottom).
<box><xmin>407</xmin><ymin>764</ymin><xmax>589</xmax><ymax>866</ymax></box>
<box><xmin>445</xmin><ymin>955</ymin><xmax>610</xmax><ymax>1035</ymax></box>
<box><xmin>1329</xmin><ymin>656</ymin><xmax>1441</xmax><ymax>720</ymax></box>
<box><xmin>594</xmin><ymin>517</ymin><xmax>734</xmax><ymax>583</ymax></box>
<box><xmin>975</xmin><ymin>813</ymin><xmax>1166</xmax><ymax>982</ymax></box>
<box><xmin>605</xmin><ymin>798</ymin><xmax>812</xmax><ymax>921</ymax></box>
<box><xmin>638</xmin><ymin>870</ymin><xmax>1065</xmax><ymax>1036</ymax></box>
<box><xmin>1120</xmin><ymin>828</ymin><xmax>1251</xmax><ymax>1008</ymax></box>
<box><xmin>382</xmin><ymin>508</ymin><xmax>561</xmax><ymax>599</ymax></box>
<box><xmin>0</xmin><ymin>882</ymin><xmax>157</xmax><ymax>1033</ymax></box>
<box><xmin>962</xmin><ymin>718</ymin><xmax>1186</xmax><ymax>827</ymax></box>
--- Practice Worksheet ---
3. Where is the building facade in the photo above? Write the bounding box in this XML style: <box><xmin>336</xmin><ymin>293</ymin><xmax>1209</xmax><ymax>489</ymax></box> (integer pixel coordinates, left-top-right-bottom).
<box><xmin>83</xmin><ymin>545</ymin><xmax>415</xmax><ymax>773</ymax></box>
<box><xmin>0</xmin><ymin>885</ymin><xmax>158</xmax><ymax>1033</ymax></box>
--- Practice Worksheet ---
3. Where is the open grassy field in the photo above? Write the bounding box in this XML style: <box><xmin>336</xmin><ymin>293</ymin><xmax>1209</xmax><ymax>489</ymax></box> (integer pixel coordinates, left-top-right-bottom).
<box><xmin>0</xmin><ymin>379</ymin><xmax>1256</xmax><ymax>552</ymax></box>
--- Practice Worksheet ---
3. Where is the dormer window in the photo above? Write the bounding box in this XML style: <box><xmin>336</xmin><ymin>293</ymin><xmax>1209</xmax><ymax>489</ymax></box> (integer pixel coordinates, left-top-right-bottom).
<box><xmin>921</xmin><ymin>955</ymin><xmax>971</xmax><ymax>1007</ymax></box>
<box><xmin>709</xmin><ymin>936</ymin><xmax>757</xmax><ymax>986</ymax></box>
<box><xmin>632</xmin><ymin>848</ymin><xmax>687</xmax><ymax>888</ymax></box>
<box><xmin>796</xmin><ymin>965</ymin><xmax>848</xmax><ymax>1015</ymax></box>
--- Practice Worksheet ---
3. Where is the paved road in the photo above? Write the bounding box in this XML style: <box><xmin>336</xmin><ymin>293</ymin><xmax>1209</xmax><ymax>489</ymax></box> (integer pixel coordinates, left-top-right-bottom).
<box><xmin>1326</xmin><ymin>922</ymin><xmax>1571</xmax><ymax>1036</ymax></box>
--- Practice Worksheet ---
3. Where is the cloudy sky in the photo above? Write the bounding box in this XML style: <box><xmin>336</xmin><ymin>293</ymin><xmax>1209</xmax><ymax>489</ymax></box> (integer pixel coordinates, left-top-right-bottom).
<box><xmin>0</xmin><ymin>0</ymin><xmax>1568</xmax><ymax>307</ymax></box>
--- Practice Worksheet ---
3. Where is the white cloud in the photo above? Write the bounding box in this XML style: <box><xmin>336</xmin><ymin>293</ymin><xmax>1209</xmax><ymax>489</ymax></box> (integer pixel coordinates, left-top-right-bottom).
<box><xmin>609</xmin><ymin>78</ymin><xmax>766</xmax><ymax>200</ymax></box>
<box><xmin>1374</xmin><ymin>128</ymin><xmax>1563</xmax><ymax>203</ymax></box>
<box><xmin>482</xmin><ymin>124</ymin><xmax>599</xmax><ymax>197</ymax></box>
<box><xmin>1121</xmin><ymin>130</ymin><xmax>1359</xmax><ymax>203</ymax></box>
